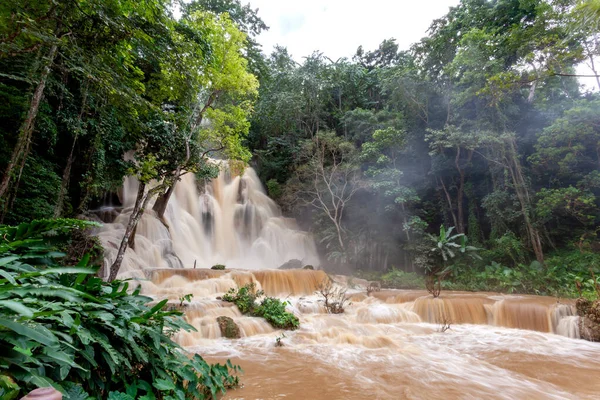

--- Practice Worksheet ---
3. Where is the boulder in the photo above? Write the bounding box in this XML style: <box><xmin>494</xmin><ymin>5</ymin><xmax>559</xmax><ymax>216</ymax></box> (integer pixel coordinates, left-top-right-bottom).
<box><xmin>217</xmin><ymin>316</ymin><xmax>240</xmax><ymax>339</ymax></box>
<box><xmin>302</xmin><ymin>265</ymin><xmax>314</xmax><ymax>270</ymax></box>
<box><xmin>278</xmin><ymin>259</ymin><xmax>303</xmax><ymax>269</ymax></box>
<box><xmin>576</xmin><ymin>298</ymin><xmax>600</xmax><ymax>341</ymax></box>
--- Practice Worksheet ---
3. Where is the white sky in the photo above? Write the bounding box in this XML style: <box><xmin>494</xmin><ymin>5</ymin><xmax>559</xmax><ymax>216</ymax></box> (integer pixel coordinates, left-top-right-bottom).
<box><xmin>247</xmin><ymin>0</ymin><xmax>597</xmax><ymax>91</ymax></box>
<box><xmin>249</xmin><ymin>0</ymin><xmax>460</xmax><ymax>61</ymax></box>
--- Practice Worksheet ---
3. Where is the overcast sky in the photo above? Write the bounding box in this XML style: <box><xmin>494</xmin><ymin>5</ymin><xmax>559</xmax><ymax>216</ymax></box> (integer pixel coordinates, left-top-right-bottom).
<box><xmin>248</xmin><ymin>0</ymin><xmax>460</xmax><ymax>60</ymax></box>
<box><xmin>246</xmin><ymin>0</ymin><xmax>597</xmax><ymax>91</ymax></box>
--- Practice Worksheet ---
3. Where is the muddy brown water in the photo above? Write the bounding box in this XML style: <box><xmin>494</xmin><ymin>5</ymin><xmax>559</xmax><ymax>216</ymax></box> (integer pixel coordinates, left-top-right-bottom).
<box><xmin>140</xmin><ymin>268</ymin><xmax>600</xmax><ymax>400</ymax></box>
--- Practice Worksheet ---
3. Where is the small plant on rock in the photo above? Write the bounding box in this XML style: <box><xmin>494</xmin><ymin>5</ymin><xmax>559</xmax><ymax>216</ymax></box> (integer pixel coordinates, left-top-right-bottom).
<box><xmin>211</xmin><ymin>264</ymin><xmax>226</xmax><ymax>270</ymax></box>
<box><xmin>275</xmin><ymin>333</ymin><xmax>286</xmax><ymax>347</ymax></box>
<box><xmin>255</xmin><ymin>297</ymin><xmax>300</xmax><ymax>330</ymax></box>
<box><xmin>179</xmin><ymin>293</ymin><xmax>193</xmax><ymax>307</ymax></box>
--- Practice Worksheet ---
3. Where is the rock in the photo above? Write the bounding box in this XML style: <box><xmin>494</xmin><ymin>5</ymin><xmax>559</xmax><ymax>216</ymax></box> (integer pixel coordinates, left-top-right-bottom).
<box><xmin>367</xmin><ymin>281</ymin><xmax>381</xmax><ymax>294</ymax></box>
<box><xmin>576</xmin><ymin>298</ymin><xmax>600</xmax><ymax>341</ymax></box>
<box><xmin>576</xmin><ymin>298</ymin><xmax>592</xmax><ymax>316</ymax></box>
<box><xmin>217</xmin><ymin>316</ymin><xmax>240</xmax><ymax>339</ymax></box>
<box><xmin>588</xmin><ymin>300</ymin><xmax>600</xmax><ymax>323</ymax></box>
<box><xmin>279</xmin><ymin>259</ymin><xmax>303</xmax><ymax>269</ymax></box>
<box><xmin>580</xmin><ymin>316</ymin><xmax>600</xmax><ymax>342</ymax></box>
<box><xmin>302</xmin><ymin>265</ymin><xmax>314</xmax><ymax>270</ymax></box>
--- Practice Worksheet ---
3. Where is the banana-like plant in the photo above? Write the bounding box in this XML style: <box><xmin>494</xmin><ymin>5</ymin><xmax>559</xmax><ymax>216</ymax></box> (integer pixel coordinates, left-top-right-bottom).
<box><xmin>423</xmin><ymin>225</ymin><xmax>481</xmax><ymax>297</ymax></box>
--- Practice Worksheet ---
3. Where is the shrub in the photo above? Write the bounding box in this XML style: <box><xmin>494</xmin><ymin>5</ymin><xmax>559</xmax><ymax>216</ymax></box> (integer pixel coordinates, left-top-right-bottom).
<box><xmin>380</xmin><ymin>270</ymin><xmax>425</xmax><ymax>289</ymax></box>
<box><xmin>223</xmin><ymin>283</ymin><xmax>263</xmax><ymax>314</ymax></box>
<box><xmin>254</xmin><ymin>298</ymin><xmax>299</xmax><ymax>330</ymax></box>
<box><xmin>0</xmin><ymin>219</ymin><xmax>240</xmax><ymax>399</ymax></box>
<box><xmin>445</xmin><ymin>250</ymin><xmax>600</xmax><ymax>298</ymax></box>
<box><xmin>266</xmin><ymin>179</ymin><xmax>282</xmax><ymax>199</ymax></box>
<box><xmin>222</xmin><ymin>284</ymin><xmax>299</xmax><ymax>330</ymax></box>
<box><xmin>211</xmin><ymin>264</ymin><xmax>226</xmax><ymax>270</ymax></box>
<box><xmin>316</xmin><ymin>278</ymin><xmax>350</xmax><ymax>314</ymax></box>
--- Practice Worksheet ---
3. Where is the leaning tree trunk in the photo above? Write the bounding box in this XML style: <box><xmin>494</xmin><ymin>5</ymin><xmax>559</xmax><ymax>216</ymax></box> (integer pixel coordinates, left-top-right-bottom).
<box><xmin>152</xmin><ymin>167</ymin><xmax>181</xmax><ymax>223</ymax></box>
<box><xmin>108</xmin><ymin>182</ymin><xmax>146</xmax><ymax>281</ymax></box>
<box><xmin>438</xmin><ymin>177</ymin><xmax>458</xmax><ymax>229</ymax></box>
<box><xmin>0</xmin><ymin>44</ymin><xmax>58</xmax><ymax>205</ymax></box>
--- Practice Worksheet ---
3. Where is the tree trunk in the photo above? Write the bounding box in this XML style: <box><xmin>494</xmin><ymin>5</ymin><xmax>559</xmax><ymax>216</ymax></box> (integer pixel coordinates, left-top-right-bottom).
<box><xmin>53</xmin><ymin>139</ymin><xmax>76</xmax><ymax>218</ymax></box>
<box><xmin>454</xmin><ymin>148</ymin><xmax>473</xmax><ymax>234</ymax></box>
<box><xmin>438</xmin><ymin>177</ymin><xmax>458</xmax><ymax>228</ymax></box>
<box><xmin>153</xmin><ymin>169</ymin><xmax>180</xmax><ymax>223</ymax></box>
<box><xmin>108</xmin><ymin>182</ymin><xmax>146</xmax><ymax>281</ymax></box>
<box><xmin>0</xmin><ymin>43</ymin><xmax>58</xmax><ymax>203</ymax></box>
<box><xmin>334</xmin><ymin>219</ymin><xmax>345</xmax><ymax>251</ymax></box>
<box><xmin>506</xmin><ymin>138</ymin><xmax>544</xmax><ymax>264</ymax></box>
<box><xmin>54</xmin><ymin>88</ymin><xmax>88</xmax><ymax>217</ymax></box>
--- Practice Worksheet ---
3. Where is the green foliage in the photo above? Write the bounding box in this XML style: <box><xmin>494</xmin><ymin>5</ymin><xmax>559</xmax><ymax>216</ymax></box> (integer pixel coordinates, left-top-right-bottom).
<box><xmin>380</xmin><ymin>269</ymin><xmax>425</xmax><ymax>289</ymax></box>
<box><xmin>222</xmin><ymin>284</ymin><xmax>299</xmax><ymax>330</ymax></box>
<box><xmin>179</xmin><ymin>293</ymin><xmax>194</xmax><ymax>307</ymax></box>
<box><xmin>266</xmin><ymin>179</ymin><xmax>282</xmax><ymax>200</ymax></box>
<box><xmin>254</xmin><ymin>298</ymin><xmax>300</xmax><ymax>330</ymax></box>
<box><xmin>4</xmin><ymin>157</ymin><xmax>61</xmax><ymax>224</ymax></box>
<box><xmin>211</xmin><ymin>264</ymin><xmax>226</xmax><ymax>270</ymax></box>
<box><xmin>422</xmin><ymin>225</ymin><xmax>481</xmax><ymax>274</ymax></box>
<box><xmin>446</xmin><ymin>249</ymin><xmax>600</xmax><ymax>298</ymax></box>
<box><xmin>0</xmin><ymin>219</ymin><xmax>239</xmax><ymax>398</ymax></box>
<box><xmin>222</xmin><ymin>283</ymin><xmax>263</xmax><ymax>314</ymax></box>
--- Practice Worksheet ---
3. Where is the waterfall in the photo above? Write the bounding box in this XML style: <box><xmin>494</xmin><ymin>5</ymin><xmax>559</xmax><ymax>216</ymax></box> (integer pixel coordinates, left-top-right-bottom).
<box><xmin>97</xmin><ymin>166</ymin><xmax>319</xmax><ymax>280</ymax></box>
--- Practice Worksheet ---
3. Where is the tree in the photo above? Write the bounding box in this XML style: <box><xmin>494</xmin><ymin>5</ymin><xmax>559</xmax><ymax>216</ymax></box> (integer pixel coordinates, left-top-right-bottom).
<box><xmin>361</xmin><ymin>126</ymin><xmax>423</xmax><ymax>269</ymax></box>
<box><xmin>0</xmin><ymin>0</ymin><xmax>173</xmax><ymax>220</ymax></box>
<box><xmin>420</xmin><ymin>225</ymin><xmax>480</xmax><ymax>297</ymax></box>
<box><xmin>285</xmin><ymin>132</ymin><xmax>364</xmax><ymax>261</ymax></box>
<box><xmin>108</xmin><ymin>9</ymin><xmax>258</xmax><ymax>280</ymax></box>
<box><xmin>150</xmin><ymin>10</ymin><xmax>258</xmax><ymax>222</ymax></box>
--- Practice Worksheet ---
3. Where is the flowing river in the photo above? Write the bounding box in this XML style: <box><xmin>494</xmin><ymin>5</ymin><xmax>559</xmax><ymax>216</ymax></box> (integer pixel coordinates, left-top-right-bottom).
<box><xmin>97</xmin><ymin>167</ymin><xmax>600</xmax><ymax>400</ymax></box>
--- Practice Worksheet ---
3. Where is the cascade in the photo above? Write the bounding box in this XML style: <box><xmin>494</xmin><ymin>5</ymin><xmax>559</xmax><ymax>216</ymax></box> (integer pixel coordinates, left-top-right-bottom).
<box><xmin>96</xmin><ymin>166</ymin><xmax>600</xmax><ymax>399</ymax></box>
<box><xmin>142</xmin><ymin>269</ymin><xmax>600</xmax><ymax>399</ymax></box>
<box><xmin>97</xmin><ymin>166</ymin><xmax>319</xmax><ymax>279</ymax></box>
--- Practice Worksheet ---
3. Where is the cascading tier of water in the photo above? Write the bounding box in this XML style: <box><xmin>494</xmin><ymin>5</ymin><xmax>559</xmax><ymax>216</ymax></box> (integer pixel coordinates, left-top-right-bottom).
<box><xmin>98</xmin><ymin>166</ymin><xmax>319</xmax><ymax>279</ymax></box>
<box><xmin>142</xmin><ymin>268</ymin><xmax>600</xmax><ymax>399</ymax></box>
<box><xmin>97</xmin><ymin>169</ymin><xmax>600</xmax><ymax>399</ymax></box>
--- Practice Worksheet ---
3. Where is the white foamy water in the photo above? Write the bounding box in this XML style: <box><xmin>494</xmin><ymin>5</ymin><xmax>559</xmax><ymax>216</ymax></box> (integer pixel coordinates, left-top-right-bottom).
<box><xmin>97</xmin><ymin>166</ymin><xmax>319</xmax><ymax>279</ymax></box>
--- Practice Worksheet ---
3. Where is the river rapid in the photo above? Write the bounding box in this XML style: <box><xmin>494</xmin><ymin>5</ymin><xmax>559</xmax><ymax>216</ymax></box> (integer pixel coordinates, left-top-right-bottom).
<box><xmin>150</xmin><ymin>268</ymin><xmax>600</xmax><ymax>400</ymax></box>
<box><xmin>97</xmin><ymin>167</ymin><xmax>600</xmax><ymax>399</ymax></box>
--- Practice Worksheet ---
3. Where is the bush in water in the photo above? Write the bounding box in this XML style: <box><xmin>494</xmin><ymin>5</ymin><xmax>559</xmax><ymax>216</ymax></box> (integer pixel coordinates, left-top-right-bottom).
<box><xmin>222</xmin><ymin>283</ymin><xmax>299</xmax><ymax>330</ymax></box>
<box><xmin>0</xmin><ymin>219</ymin><xmax>240</xmax><ymax>399</ymax></box>
<box><xmin>211</xmin><ymin>264</ymin><xmax>226</xmax><ymax>270</ymax></box>
<box><xmin>254</xmin><ymin>298</ymin><xmax>300</xmax><ymax>330</ymax></box>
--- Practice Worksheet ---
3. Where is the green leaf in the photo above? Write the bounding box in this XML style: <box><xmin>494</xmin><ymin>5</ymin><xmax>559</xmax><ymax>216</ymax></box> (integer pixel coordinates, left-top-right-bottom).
<box><xmin>0</xmin><ymin>300</ymin><xmax>34</xmax><ymax>317</ymax></box>
<box><xmin>153</xmin><ymin>378</ymin><xmax>176</xmax><ymax>391</ymax></box>
<box><xmin>0</xmin><ymin>318</ymin><xmax>58</xmax><ymax>347</ymax></box>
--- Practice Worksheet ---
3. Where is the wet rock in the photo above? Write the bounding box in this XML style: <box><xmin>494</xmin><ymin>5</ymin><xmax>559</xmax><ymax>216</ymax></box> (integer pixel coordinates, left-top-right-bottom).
<box><xmin>217</xmin><ymin>316</ymin><xmax>240</xmax><ymax>339</ymax></box>
<box><xmin>576</xmin><ymin>298</ymin><xmax>600</xmax><ymax>341</ymax></box>
<box><xmin>303</xmin><ymin>265</ymin><xmax>314</xmax><ymax>270</ymax></box>
<box><xmin>580</xmin><ymin>316</ymin><xmax>600</xmax><ymax>342</ymax></box>
<box><xmin>367</xmin><ymin>281</ymin><xmax>381</xmax><ymax>294</ymax></box>
<box><xmin>576</xmin><ymin>298</ymin><xmax>592</xmax><ymax>316</ymax></box>
<box><xmin>279</xmin><ymin>259</ymin><xmax>303</xmax><ymax>269</ymax></box>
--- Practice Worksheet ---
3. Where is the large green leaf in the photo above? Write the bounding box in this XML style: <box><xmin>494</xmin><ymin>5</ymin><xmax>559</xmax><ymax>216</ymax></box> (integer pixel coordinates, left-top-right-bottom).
<box><xmin>0</xmin><ymin>318</ymin><xmax>58</xmax><ymax>347</ymax></box>
<box><xmin>0</xmin><ymin>300</ymin><xmax>34</xmax><ymax>317</ymax></box>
